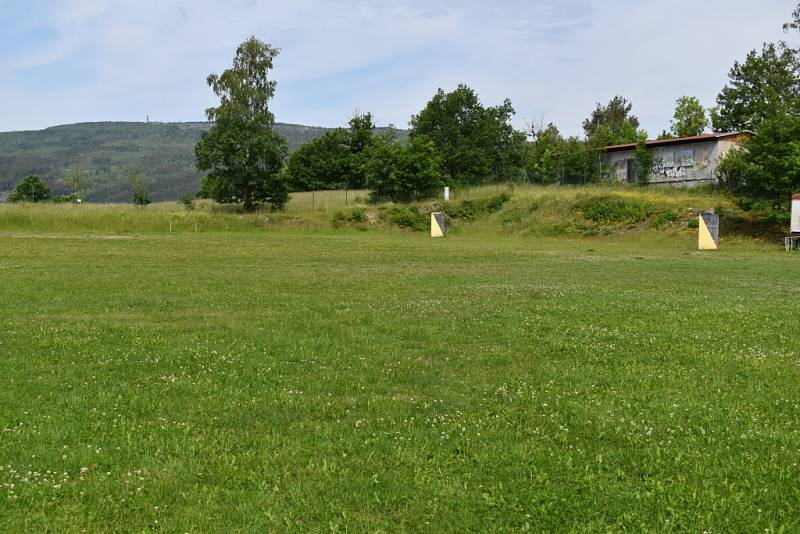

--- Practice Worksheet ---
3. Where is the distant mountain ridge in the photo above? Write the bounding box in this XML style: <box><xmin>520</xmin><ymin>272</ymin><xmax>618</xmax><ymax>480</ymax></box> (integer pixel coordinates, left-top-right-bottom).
<box><xmin>0</xmin><ymin>121</ymin><xmax>404</xmax><ymax>202</ymax></box>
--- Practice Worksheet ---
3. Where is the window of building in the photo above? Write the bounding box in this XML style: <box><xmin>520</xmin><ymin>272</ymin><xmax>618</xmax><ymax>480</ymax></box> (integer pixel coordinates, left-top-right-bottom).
<box><xmin>680</xmin><ymin>149</ymin><xmax>695</xmax><ymax>167</ymax></box>
<box><xmin>626</xmin><ymin>159</ymin><xmax>637</xmax><ymax>184</ymax></box>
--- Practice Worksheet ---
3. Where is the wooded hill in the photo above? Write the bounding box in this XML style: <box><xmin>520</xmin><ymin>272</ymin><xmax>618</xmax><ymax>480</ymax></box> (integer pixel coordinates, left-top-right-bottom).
<box><xmin>0</xmin><ymin>122</ymin><xmax>404</xmax><ymax>202</ymax></box>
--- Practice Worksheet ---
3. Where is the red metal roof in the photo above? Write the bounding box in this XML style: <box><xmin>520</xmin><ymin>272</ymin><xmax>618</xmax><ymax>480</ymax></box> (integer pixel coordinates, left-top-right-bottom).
<box><xmin>793</xmin><ymin>194</ymin><xmax>800</xmax><ymax>200</ymax></box>
<box><xmin>605</xmin><ymin>132</ymin><xmax>750</xmax><ymax>153</ymax></box>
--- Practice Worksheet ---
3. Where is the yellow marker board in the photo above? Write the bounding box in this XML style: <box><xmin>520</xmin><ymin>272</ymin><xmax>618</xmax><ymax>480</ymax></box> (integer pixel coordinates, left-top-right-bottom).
<box><xmin>431</xmin><ymin>212</ymin><xmax>446</xmax><ymax>238</ymax></box>
<box><xmin>698</xmin><ymin>214</ymin><xmax>718</xmax><ymax>250</ymax></box>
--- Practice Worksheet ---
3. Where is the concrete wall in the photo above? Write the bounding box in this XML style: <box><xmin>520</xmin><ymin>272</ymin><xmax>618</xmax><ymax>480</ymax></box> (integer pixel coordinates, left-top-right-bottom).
<box><xmin>606</xmin><ymin>139</ymin><xmax>738</xmax><ymax>187</ymax></box>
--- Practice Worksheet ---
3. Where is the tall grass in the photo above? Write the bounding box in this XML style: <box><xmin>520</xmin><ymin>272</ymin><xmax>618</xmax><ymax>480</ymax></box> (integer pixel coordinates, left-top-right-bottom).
<box><xmin>0</xmin><ymin>184</ymin><xmax>747</xmax><ymax>236</ymax></box>
<box><xmin>0</xmin><ymin>190</ymin><xmax>370</xmax><ymax>234</ymax></box>
<box><xmin>452</xmin><ymin>182</ymin><xmax>734</xmax><ymax>210</ymax></box>
<box><xmin>284</xmin><ymin>189</ymin><xmax>370</xmax><ymax>213</ymax></box>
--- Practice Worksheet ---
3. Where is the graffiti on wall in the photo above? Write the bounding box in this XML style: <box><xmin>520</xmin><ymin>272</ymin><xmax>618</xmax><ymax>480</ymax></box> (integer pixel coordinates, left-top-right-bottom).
<box><xmin>651</xmin><ymin>157</ymin><xmax>687</xmax><ymax>179</ymax></box>
<box><xmin>649</xmin><ymin>149</ymin><xmax>705</xmax><ymax>180</ymax></box>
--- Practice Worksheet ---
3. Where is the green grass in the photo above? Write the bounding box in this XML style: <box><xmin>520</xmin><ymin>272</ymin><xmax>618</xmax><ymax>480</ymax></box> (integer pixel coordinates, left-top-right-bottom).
<box><xmin>1</xmin><ymin>219</ymin><xmax>799</xmax><ymax>531</ymax></box>
<box><xmin>285</xmin><ymin>189</ymin><xmax>370</xmax><ymax>213</ymax></box>
<box><xmin>0</xmin><ymin>190</ymin><xmax>369</xmax><ymax>234</ymax></box>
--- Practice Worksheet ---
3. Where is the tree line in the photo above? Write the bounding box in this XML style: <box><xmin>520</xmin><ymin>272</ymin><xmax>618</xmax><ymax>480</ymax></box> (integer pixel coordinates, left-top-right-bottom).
<box><xmin>8</xmin><ymin>3</ymin><xmax>799</xmax><ymax>210</ymax></box>
<box><xmin>190</xmin><ymin>36</ymin><xmax>713</xmax><ymax>211</ymax></box>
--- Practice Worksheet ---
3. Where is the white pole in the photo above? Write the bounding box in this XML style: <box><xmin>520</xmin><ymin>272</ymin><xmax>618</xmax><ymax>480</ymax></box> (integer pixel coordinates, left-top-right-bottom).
<box><xmin>444</xmin><ymin>187</ymin><xmax>450</xmax><ymax>201</ymax></box>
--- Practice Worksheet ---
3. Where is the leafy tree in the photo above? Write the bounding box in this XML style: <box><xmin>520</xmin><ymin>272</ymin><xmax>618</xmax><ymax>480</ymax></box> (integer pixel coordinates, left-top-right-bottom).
<box><xmin>285</xmin><ymin>111</ymin><xmax>377</xmax><ymax>192</ymax></box>
<box><xmin>717</xmin><ymin>113</ymin><xmax>800</xmax><ymax>204</ymax></box>
<box><xmin>195</xmin><ymin>36</ymin><xmax>288</xmax><ymax>211</ymax></box>
<box><xmin>582</xmin><ymin>95</ymin><xmax>640</xmax><ymax>140</ymax></box>
<box><xmin>670</xmin><ymin>96</ymin><xmax>708</xmax><ymax>137</ymax></box>
<box><xmin>526</xmin><ymin>123</ymin><xmax>563</xmax><ymax>184</ymax></box>
<box><xmin>128</xmin><ymin>169</ymin><xmax>151</xmax><ymax>206</ymax></box>
<box><xmin>285</xmin><ymin>129</ymin><xmax>352</xmax><ymax>191</ymax></box>
<box><xmin>364</xmin><ymin>133</ymin><xmax>445</xmax><ymax>202</ymax></box>
<box><xmin>711</xmin><ymin>42</ymin><xmax>800</xmax><ymax>132</ymax></box>
<box><xmin>10</xmin><ymin>175</ymin><xmax>50</xmax><ymax>202</ymax></box>
<box><xmin>348</xmin><ymin>111</ymin><xmax>375</xmax><ymax>155</ymax></box>
<box><xmin>133</xmin><ymin>189</ymin><xmax>152</xmax><ymax>206</ymax></box>
<box><xmin>585</xmin><ymin>129</ymin><xmax>622</xmax><ymax>181</ymax></box>
<box><xmin>347</xmin><ymin>111</ymin><xmax>376</xmax><ymax>188</ymax></box>
<box><xmin>557</xmin><ymin>137</ymin><xmax>594</xmax><ymax>185</ymax></box>
<box><xmin>62</xmin><ymin>165</ymin><xmax>87</xmax><ymax>198</ymax></box>
<box><xmin>410</xmin><ymin>84</ymin><xmax>524</xmax><ymax>185</ymax></box>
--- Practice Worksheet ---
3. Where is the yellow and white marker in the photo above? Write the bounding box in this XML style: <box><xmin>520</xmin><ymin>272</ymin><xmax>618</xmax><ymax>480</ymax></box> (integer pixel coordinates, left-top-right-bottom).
<box><xmin>431</xmin><ymin>212</ymin><xmax>446</xmax><ymax>238</ymax></box>
<box><xmin>698</xmin><ymin>212</ymin><xmax>720</xmax><ymax>250</ymax></box>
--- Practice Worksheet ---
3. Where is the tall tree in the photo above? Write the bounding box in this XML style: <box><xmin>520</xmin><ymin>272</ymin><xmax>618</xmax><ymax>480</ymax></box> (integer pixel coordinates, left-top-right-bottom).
<box><xmin>195</xmin><ymin>36</ymin><xmax>288</xmax><ymax>211</ymax></box>
<box><xmin>410</xmin><ymin>84</ymin><xmax>525</xmax><ymax>185</ymax></box>
<box><xmin>346</xmin><ymin>111</ymin><xmax>375</xmax><ymax>189</ymax></box>
<box><xmin>582</xmin><ymin>95</ymin><xmax>640</xmax><ymax>141</ymax></box>
<box><xmin>526</xmin><ymin>123</ymin><xmax>563</xmax><ymax>184</ymax></box>
<box><xmin>711</xmin><ymin>42</ymin><xmax>800</xmax><ymax>132</ymax></box>
<box><xmin>348</xmin><ymin>111</ymin><xmax>375</xmax><ymax>155</ymax></box>
<box><xmin>670</xmin><ymin>96</ymin><xmax>708</xmax><ymax>137</ymax></box>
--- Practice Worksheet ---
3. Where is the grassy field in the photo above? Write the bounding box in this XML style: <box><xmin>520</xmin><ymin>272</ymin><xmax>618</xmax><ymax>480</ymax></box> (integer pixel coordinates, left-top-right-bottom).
<box><xmin>0</xmin><ymin>190</ymin><xmax>369</xmax><ymax>234</ymax></box>
<box><xmin>1</xmin><ymin>190</ymin><xmax>799</xmax><ymax>531</ymax></box>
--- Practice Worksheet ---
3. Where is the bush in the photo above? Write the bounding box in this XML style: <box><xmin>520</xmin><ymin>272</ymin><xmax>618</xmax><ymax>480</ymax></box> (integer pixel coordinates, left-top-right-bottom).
<box><xmin>133</xmin><ymin>190</ymin><xmax>152</xmax><ymax>206</ymax></box>
<box><xmin>379</xmin><ymin>205</ymin><xmax>426</xmax><ymax>231</ymax></box>
<box><xmin>332</xmin><ymin>207</ymin><xmax>368</xmax><ymax>227</ymax></box>
<box><xmin>649</xmin><ymin>210</ymin><xmax>679</xmax><ymax>229</ymax></box>
<box><xmin>440</xmin><ymin>193</ymin><xmax>511</xmax><ymax>221</ymax></box>
<box><xmin>575</xmin><ymin>196</ymin><xmax>651</xmax><ymax>224</ymax></box>
<box><xmin>687</xmin><ymin>218</ymin><xmax>699</xmax><ymax>228</ymax></box>
<box><xmin>180</xmin><ymin>194</ymin><xmax>196</xmax><ymax>210</ymax></box>
<box><xmin>50</xmin><ymin>194</ymin><xmax>79</xmax><ymax>204</ymax></box>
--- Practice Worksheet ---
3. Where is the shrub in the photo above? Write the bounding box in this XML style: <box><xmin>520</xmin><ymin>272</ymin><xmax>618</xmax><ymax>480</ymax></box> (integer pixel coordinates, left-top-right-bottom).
<box><xmin>734</xmin><ymin>197</ymin><xmax>755</xmax><ymax>211</ymax></box>
<box><xmin>379</xmin><ymin>205</ymin><xmax>426</xmax><ymax>231</ymax></box>
<box><xmin>133</xmin><ymin>190</ymin><xmax>152</xmax><ymax>206</ymax></box>
<box><xmin>180</xmin><ymin>194</ymin><xmax>196</xmax><ymax>210</ymax></box>
<box><xmin>575</xmin><ymin>196</ymin><xmax>651</xmax><ymax>224</ymax></box>
<box><xmin>440</xmin><ymin>193</ymin><xmax>511</xmax><ymax>221</ymax></box>
<box><xmin>649</xmin><ymin>209</ymin><xmax>679</xmax><ymax>229</ymax></box>
<box><xmin>50</xmin><ymin>194</ymin><xmax>79</xmax><ymax>204</ymax></box>
<box><xmin>687</xmin><ymin>218</ymin><xmax>699</xmax><ymax>228</ymax></box>
<box><xmin>332</xmin><ymin>207</ymin><xmax>368</xmax><ymax>227</ymax></box>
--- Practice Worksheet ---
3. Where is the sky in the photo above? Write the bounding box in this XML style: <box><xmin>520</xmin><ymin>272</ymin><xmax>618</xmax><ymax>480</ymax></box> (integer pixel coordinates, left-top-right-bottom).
<box><xmin>0</xmin><ymin>0</ymin><xmax>796</xmax><ymax>137</ymax></box>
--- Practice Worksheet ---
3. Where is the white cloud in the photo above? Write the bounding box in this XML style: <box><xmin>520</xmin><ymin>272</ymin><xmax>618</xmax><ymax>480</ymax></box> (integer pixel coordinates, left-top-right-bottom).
<box><xmin>0</xmin><ymin>0</ymin><xmax>794</xmax><ymax>134</ymax></box>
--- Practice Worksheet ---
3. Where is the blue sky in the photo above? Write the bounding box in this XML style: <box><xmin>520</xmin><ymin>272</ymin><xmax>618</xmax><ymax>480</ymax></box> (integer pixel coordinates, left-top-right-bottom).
<box><xmin>0</xmin><ymin>0</ymin><xmax>795</xmax><ymax>136</ymax></box>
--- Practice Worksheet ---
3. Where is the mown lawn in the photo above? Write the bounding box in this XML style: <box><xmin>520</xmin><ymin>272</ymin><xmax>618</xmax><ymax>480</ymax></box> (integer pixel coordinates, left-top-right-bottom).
<box><xmin>1</xmin><ymin>229</ymin><xmax>798</xmax><ymax>532</ymax></box>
